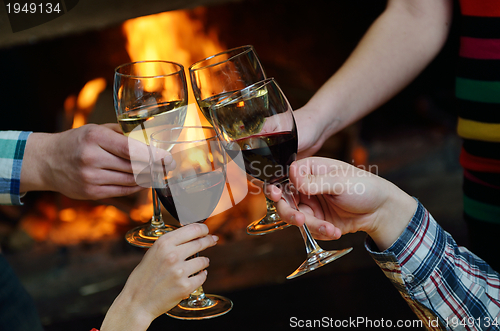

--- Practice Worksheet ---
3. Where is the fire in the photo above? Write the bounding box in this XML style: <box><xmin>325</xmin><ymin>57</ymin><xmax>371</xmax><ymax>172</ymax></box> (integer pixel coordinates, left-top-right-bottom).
<box><xmin>122</xmin><ymin>8</ymin><xmax>224</xmax><ymax>71</ymax></box>
<box><xmin>123</xmin><ymin>8</ymin><xmax>229</xmax><ymax>222</ymax></box>
<box><xmin>122</xmin><ymin>8</ymin><xmax>226</xmax><ymax>127</ymax></box>
<box><xmin>20</xmin><ymin>200</ymin><xmax>129</xmax><ymax>245</ymax></box>
<box><xmin>64</xmin><ymin>77</ymin><xmax>107</xmax><ymax>129</ymax></box>
<box><xmin>18</xmin><ymin>8</ymin><xmax>263</xmax><ymax>247</ymax></box>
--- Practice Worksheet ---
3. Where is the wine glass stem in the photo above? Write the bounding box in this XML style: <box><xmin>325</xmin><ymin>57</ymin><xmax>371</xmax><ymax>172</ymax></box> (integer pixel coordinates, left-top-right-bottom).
<box><xmin>184</xmin><ymin>253</ymin><xmax>211</xmax><ymax>308</ymax></box>
<box><xmin>265</xmin><ymin>196</ymin><xmax>276</xmax><ymax>211</ymax></box>
<box><xmin>187</xmin><ymin>286</ymin><xmax>209</xmax><ymax>307</ymax></box>
<box><xmin>279</xmin><ymin>179</ymin><xmax>322</xmax><ymax>255</ymax></box>
<box><xmin>151</xmin><ymin>188</ymin><xmax>164</xmax><ymax>228</ymax></box>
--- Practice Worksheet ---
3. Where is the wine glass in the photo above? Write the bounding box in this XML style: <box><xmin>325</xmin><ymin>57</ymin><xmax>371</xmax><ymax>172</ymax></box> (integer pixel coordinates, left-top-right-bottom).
<box><xmin>189</xmin><ymin>45</ymin><xmax>289</xmax><ymax>236</ymax></box>
<box><xmin>211</xmin><ymin>78</ymin><xmax>353</xmax><ymax>279</ymax></box>
<box><xmin>114</xmin><ymin>60</ymin><xmax>188</xmax><ymax>247</ymax></box>
<box><xmin>150</xmin><ymin>126</ymin><xmax>233</xmax><ymax>320</ymax></box>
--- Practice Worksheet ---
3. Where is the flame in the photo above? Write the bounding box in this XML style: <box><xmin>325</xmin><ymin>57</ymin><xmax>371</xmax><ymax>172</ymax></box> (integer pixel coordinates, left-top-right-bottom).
<box><xmin>77</xmin><ymin>78</ymin><xmax>107</xmax><ymax>109</ymax></box>
<box><xmin>130</xmin><ymin>189</ymin><xmax>154</xmax><ymax>223</ymax></box>
<box><xmin>186</xmin><ymin>148</ymin><xmax>212</xmax><ymax>173</ymax></box>
<box><xmin>122</xmin><ymin>8</ymin><xmax>224</xmax><ymax>69</ymax></box>
<box><xmin>121</xmin><ymin>8</ymin><xmax>228</xmax><ymax>223</ymax></box>
<box><xmin>64</xmin><ymin>77</ymin><xmax>107</xmax><ymax>129</ymax></box>
<box><xmin>19</xmin><ymin>9</ymin><xmax>256</xmax><ymax>247</ymax></box>
<box><xmin>20</xmin><ymin>201</ymin><xmax>129</xmax><ymax>245</ymax></box>
<box><xmin>122</xmin><ymin>8</ymin><xmax>226</xmax><ymax>127</ymax></box>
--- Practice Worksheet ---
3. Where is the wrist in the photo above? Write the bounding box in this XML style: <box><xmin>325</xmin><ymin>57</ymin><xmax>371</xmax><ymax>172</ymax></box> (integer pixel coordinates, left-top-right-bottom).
<box><xmin>100</xmin><ymin>292</ymin><xmax>154</xmax><ymax>331</ymax></box>
<box><xmin>294</xmin><ymin>104</ymin><xmax>340</xmax><ymax>158</ymax></box>
<box><xmin>19</xmin><ymin>132</ymin><xmax>56</xmax><ymax>193</ymax></box>
<box><xmin>369</xmin><ymin>183</ymin><xmax>418</xmax><ymax>251</ymax></box>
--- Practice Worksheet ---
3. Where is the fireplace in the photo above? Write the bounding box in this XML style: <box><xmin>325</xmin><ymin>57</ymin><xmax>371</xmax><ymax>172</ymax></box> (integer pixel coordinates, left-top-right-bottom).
<box><xmin>0</xmin><ymin>0</ymin><xmax>463</xmax><ymax>329</ymax></box>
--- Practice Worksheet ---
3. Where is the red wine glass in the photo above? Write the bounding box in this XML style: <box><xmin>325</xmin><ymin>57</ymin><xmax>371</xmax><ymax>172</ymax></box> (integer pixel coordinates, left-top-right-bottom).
<box><xmin>210</xmin><ymin>78</ymin><xmax>353</xmax><ymax>279</ymax></box>
<box><xmin>189</xmin><ymin>45</ymin><xmax>289</xmax><ymax>236</ymax></box>
<box><xmin>150</xmin><ymin>126</ymin><xmax>232</xmax><ymax>319</ymax></box>
<box><xmin>114</xmin><ymin>60</ymin><xmax>188</xmax><ymax>247</ymax></box>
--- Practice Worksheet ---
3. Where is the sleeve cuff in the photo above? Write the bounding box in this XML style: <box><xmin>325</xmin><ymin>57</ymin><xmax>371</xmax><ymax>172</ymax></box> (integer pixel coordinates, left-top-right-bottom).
<box><xmin>365</xmin><ymin>200</ymin><xmax>445</xmax><ymax>291</ymax></box>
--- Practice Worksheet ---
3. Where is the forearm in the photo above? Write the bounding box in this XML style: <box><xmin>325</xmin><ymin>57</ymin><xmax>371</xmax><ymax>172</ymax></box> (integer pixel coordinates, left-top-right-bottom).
<box><xmin>19</xmin><ymin>132</ymin><xmax>57</xmax><ymax>193</ymax></box>
<box><xmin>100</xmin><ymin>292</ymin><xmax>153</xmax><ymax>331</ymax></box>
<box><xmin>368</xmin><ymin>202</ymin><xmax>500</xmax><ymax>328</ymax></box>
<box><xmin>302</xmin><ymin>0</ymin><xmax>453</xmax><ymax>138</ymax></box>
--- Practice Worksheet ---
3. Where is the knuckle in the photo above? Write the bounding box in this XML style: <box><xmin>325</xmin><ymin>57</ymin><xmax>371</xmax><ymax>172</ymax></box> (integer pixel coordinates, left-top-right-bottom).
<box><xmin>165</xmin><ymin>251</ymin><xmax>179</xmax><ymax>265</ymax></box>
<box><xmin>79</xmin><ymin>168</ymin><xmax>94</xmax><ymax>183</ymax></box>
<box><xmin>193</xmin><ymin>238</ymin><xmax>205</xmax><ymax>252</ymax></box>
<box><xmin>200</xmin><ymin>257</ymin><xmax>210</xmax><ymax>269</ymax></box>
<box><xmin>80</xmin><ymin>148</ymin><xmax>98</xmax><ymax>167</ymax></box>
<box><xmin>82</xmin><ymin>124</ymin><xmax>100</xmax><ymax>142</ymax></box>
<box><xmin>173</xmin><ymin>267</ymin><xmax>184</xmax><ymax>278</ymax></box>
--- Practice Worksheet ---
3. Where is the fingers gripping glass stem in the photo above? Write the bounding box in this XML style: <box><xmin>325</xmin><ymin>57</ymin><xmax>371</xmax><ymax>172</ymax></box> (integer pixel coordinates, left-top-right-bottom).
<box><xmin>277</xmin><ymin>180</ymin><xmax>353</xmax><ymax>280</ymax></box>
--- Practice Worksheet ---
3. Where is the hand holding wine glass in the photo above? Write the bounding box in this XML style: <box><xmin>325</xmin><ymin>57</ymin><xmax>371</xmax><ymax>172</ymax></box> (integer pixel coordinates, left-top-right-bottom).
<box><xmin>113</xmin><ymin>60</ymin><xmax>188</xmax><ymax>247</ymax></box>
<box><xmin>189</xmin><ymin>45</ymin><xmax>288</xmax><ymax>235</ymax></box>
<box><xmin>211</xmin><ymin>78</ymin><xmax>352</xmax><ymax>279</ymax></box>
<box><xmin>150</xmin><ymin>126</ymin><xmax>232</xmax><ymax>320</ymax></box>
<box><xmin>100</xmin><ymin>223</ymin><xmax>218</xmax><ymax>331</ymax></box>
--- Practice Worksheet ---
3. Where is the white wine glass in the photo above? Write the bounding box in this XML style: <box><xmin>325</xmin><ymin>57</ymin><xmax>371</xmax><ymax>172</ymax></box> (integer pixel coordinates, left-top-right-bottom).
<box><xmin>211</xmin><ymin>78</ymin><xmax>353</xmax><ymax>279</ymax></box>
<box><xmin>114</xmin><ymin>60</ymin><xmax>188</xmax><ymax>247</ymax></box>
<box><xmin>189</xmin><ymin>45</ymin><xmax>289</xmax><ymax>236</ymax></box>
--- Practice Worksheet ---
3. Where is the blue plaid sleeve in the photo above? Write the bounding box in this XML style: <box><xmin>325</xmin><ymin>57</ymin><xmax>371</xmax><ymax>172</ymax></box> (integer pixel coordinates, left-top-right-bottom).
<box><xmin>0</xmin><ymin>131</ymin><xmax>32</xmax><ymax>205</ymax></box>
<box><xmin>366</xmin><ymin>201</ymin><xmax>500</xmax><ymax>330</ymax></box>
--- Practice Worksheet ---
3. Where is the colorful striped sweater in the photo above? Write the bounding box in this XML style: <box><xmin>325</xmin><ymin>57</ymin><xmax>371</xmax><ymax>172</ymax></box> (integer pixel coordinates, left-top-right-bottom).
<box><xmin>456</xmin><ymin>0</ymin><xmax>500</xmax><ymax>226</ymax></box>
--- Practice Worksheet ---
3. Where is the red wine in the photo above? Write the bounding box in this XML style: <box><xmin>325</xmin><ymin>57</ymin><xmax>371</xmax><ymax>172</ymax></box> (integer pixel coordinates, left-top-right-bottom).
<box><xmin>226</xmin><ymin>131</ymin><xmax>297</xmax><ymax>184</ymax></box>
<box><xmin>155</xmin><ymin>171</ymin><xmax>225</xmax><ymax>225</ymax></box>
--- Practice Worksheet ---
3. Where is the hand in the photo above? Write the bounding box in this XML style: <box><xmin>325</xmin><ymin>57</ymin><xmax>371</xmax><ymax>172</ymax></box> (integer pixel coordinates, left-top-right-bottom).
<box><xmin>267</xmin><ymin>157</ymin><xmax>417</xmax><ymax>251</ymax></box>
<box><xmin>293</xmin><ymin>107</ymin><xmax>339</xmax><ymax>159</ymax></box>
<box><xmin>259</xmin><ymin>107</ymin><xmax>332</xmax><ymax>159</ymax></box>
<box><xmin>20</xmin><ymin>123</ymin><xmax>144</xmax><ymax>200</ymax></box>
<box><xmin>101</xmin><ymin>223</ymin><xmax>218</xmax><ymax>331</ymax></box>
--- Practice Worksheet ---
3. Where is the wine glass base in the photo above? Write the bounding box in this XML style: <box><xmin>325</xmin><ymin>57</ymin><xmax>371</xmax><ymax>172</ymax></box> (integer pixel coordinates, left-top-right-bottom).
<box><xmin>166</xmin><ymin>295</ymin><xmax>233</xmax><ymax>320</ymax></box>
<box><xmin>286</xmin><ymin>247</ymin><xmax>353</xmax><ymax>280</ymax></box>
<box><xmin>246</xmin><ymin>217</ymin><xmax>291</xmax><ymax>235</ymax></box>
<box><xmin>125</xmin><ymin>223</ymin><xmax>179</xmax><ymax>248</ymax></box>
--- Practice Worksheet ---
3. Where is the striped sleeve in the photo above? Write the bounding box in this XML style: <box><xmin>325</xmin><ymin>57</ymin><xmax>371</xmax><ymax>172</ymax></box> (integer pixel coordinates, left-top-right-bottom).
<box><xmin>366</xmin><ymin>201</ymin><xmax>500</xmax><ymax>330</ymax></box>
<box><xmin>0</xmin><ymin>131</ymin><xmax>32</xmax><ymax>205</ymax></box>
<box><xmin>455</xmin><ymin>13</ymin><xmax>500</xmax><ymax>143</ymax></box>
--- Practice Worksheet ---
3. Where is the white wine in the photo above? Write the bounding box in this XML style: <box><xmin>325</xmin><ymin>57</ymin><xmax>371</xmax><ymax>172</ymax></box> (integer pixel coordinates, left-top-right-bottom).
<box><xmin>209</xmin><ymin>88</ymin><xmax>268</xmax><ymax>139</ymax></box>
<box><xmin>197</xmin><ymin>91</ymin><xmax>235</xmax><ymax>125</ymax></box>
<box><xmin>117</xmin><ymin>100</ymin><xmax>187</xmax><ymax>138</ymax></box>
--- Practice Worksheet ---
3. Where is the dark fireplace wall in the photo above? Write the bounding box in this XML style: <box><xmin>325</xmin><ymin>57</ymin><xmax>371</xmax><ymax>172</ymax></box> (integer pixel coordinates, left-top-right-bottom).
<box><xmin>0</xmin><ymin>0</ymin><xmax>459</xmax><ymax>136</ymax></box>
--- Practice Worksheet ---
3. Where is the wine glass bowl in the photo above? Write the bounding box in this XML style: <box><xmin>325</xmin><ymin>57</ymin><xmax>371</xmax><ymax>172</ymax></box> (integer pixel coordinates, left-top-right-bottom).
<box><xmin>189</xmin><ymin>45</ymin><xmax>266</xmax><ymax>123</ymax></box>
<box><xmin>211</xmin><ymin>78</ymin><xmax>353</xmax><ymax>279</ymax></box>
<box><xmin>114</xmin><ymin>60</ymin><xmax>188</xmax><ymax>247</ymax></box>
<box><xmin>189</xmin><ymin>45</ymin><xmax>289</xmax><ymax>235</ymax></box>
<box><xmin>150</xmin><ymin>126</ymin><xmax>233</xmax><ymax>320</ymax></box>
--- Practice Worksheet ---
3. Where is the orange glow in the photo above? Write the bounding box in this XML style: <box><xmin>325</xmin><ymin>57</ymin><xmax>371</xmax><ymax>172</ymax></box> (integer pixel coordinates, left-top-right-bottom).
<box><xmin>122</xmin><ymin>8</ymin><xmax>224</xmax><ymax>70</ymax></box>
<box><xmin>76</xmin><ymin>78</ymin><xmax>107</xmax><ymax>110</ymax></box>
<box><xmin>20</xmin><ymin>202</ymin><xmax>129</xmax><ymax>245</ymax></box>
<box><xmin>64</xmin><ymin>77</ymin><xmax>107</xmax><ymax>129</ymax></box>
<box><xmin>122</xmin><ymin>8</ymin><xmax>226</xmax><ymax>126</ymax></box>
<box><xmin>72</xmin><ymin>113</ymin><xmax>86</xmax><ymax>129</ymax></box>
<box><xmin>130</xmin><ymin>190</ymin><xmax>154</xmax><ymax>223</ymax></box>
<box><xmin>20</xmin><ymin>9</ymin><xmax>266</xmax><ymax>247</ymax></box>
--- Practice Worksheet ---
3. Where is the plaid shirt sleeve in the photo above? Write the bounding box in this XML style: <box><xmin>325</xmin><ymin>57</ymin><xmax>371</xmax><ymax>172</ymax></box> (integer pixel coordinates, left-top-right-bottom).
<box><xmin>366</xmin><ymin>201</ymin><xmax>500</xmax><ymax>331</ymax></box>
<box><xmin>0</xmin><ymin>131</ymin><xmax>32</xmax><ymax>205</ymax></box>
